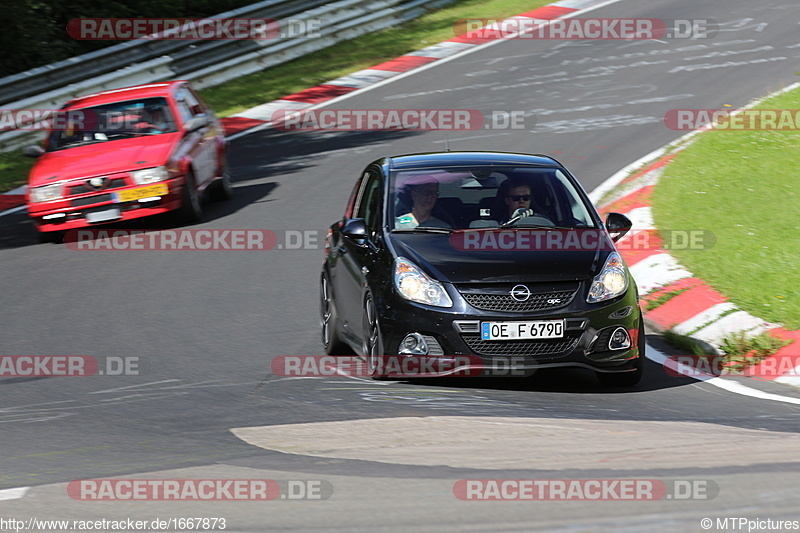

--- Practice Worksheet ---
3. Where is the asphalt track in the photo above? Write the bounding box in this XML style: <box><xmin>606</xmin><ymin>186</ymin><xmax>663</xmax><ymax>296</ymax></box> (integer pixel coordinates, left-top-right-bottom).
<box><xmin>2</xmin><ymin>0</ymin><xmax>800</xmax><ymax>531</ymax></box>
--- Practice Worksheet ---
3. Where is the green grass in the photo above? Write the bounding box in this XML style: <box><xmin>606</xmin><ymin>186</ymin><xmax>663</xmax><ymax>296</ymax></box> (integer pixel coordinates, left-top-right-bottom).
<box><xmin>0</xmin><ymin>151</ymin><xmax>32</xmax><ymax>194</ymax></box>
<box><xmin>643</xmin><ymin>286</ymin><xmax>691</xmax><ymax>312</ymax></box>
<box><xmin>719</xmin><ymin>331</ymin><xmax>790</xmax><ymax>372</ymax></box>
<box><xmin>652</xmin><ymin>88</ymin><xmax>800</xmax><ymax>329</ymax></box>
<box><xmin>0</xmin><ymin>0</ymin><xmax>549</xmax><ymax>194</ymax></box>
<box><xmin>663</xmin><ymin>329</ymin><xmax>789</xmax><ymax>374</ymax></box>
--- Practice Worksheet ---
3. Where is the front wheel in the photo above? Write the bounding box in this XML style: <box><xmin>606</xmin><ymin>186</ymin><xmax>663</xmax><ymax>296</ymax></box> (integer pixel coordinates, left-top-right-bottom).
<box><xmin>176</xmin><ymin>173</ymin><xmax>203</xmax><ymax>225</ymax></box>
<box><xmin>320</xmin><ymin>273</ymin><xmax>349</xmax><ymax>355</ymax></box>
<box><xmin>363</xmin><ymin>293</ymin><xmax>386</xmax><ymax>379</ymax></box>
<box><xmin>209</xmin><ymin>163</ymin><xmax>233</xmax><ymax>202</ymax></box>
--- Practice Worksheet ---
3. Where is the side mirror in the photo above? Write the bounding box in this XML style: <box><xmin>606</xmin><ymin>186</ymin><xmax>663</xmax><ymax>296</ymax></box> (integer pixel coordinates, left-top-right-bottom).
<box><xmin>606</xmin><ymin>212</ymin><xmax>632</xmax><ymax>242</ymax></box>
<box><xmin>342</xmin><ymin>218</ymin><xmax>368</xmax><ymax>241</ymax></box>
<box><xmin>183</xmin><ymin>115</ymin><xmax>209</xmax><ymax>133</ymax></box>
<box><xmin>23</xmin><ymin>145</ymin><xmax>45</xmax><ymax>158</ymax></box>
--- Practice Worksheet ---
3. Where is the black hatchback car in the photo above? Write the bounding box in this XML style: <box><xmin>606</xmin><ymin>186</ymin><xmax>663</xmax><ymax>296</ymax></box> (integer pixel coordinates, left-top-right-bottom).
<box><xmin>320</xmin><ymin>152</ymin><xmax>644</xmax><ymax>386</ymax></box>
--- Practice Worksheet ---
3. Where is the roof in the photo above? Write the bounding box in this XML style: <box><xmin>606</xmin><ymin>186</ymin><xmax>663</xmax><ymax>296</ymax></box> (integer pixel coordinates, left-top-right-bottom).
<box><xmin>62</xmin><ymin>81</ymin><xmax>187</xmax><ymax>109</ymax></box>
<box><xmin>387</xmin><ymin>151</ymin><xmax>562</xmax><ymax>170</ymax></box>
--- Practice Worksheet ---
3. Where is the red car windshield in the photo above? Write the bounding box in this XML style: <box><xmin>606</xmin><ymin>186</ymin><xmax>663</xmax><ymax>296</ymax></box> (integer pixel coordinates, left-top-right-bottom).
<box><xmin>47</xmin><ymin>97</ymin><xmax>177</xmax><ymax>151</ymax></box>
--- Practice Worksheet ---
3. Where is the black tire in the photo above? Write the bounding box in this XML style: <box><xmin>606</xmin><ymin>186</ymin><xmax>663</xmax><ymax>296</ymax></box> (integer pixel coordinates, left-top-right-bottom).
<box><xmin>209</xmin><ymin>163</ymin><xmax>233</xmax><ymax>202</ymax></box>
<box><xmin>177</xmin><ymin>173</ymin><xmax>202</xmax><ymax>225</ymax></box>
<box><xmin>320</xmin><ymin>273</ymin><xmax>349</xmax><ymax>355</ymax></box>
<box><xmin>36</xmin><ymin>228</ymin><xmax>61</xmax><ymax>244</ymax></box>
<box><xmin>596</xmin><ymin>321</ymin><xmax>645</xmax><ymax>387</ymax></box>
<box><xmin>363</xmin><ymin>293</ymin><xmax>386</xmax><ymax>379</ymax></box>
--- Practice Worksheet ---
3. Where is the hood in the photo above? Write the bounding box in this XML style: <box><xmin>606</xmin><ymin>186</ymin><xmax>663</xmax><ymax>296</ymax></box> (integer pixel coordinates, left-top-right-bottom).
<box><xmin>388</xmin><ymin>231</ymin><xmax>605</xmax><ymax>284</ymax></box>
<box><xmin>28</xmin><ymin>134</ymin><xmax>179</xmax><ymax>185</ymax></box>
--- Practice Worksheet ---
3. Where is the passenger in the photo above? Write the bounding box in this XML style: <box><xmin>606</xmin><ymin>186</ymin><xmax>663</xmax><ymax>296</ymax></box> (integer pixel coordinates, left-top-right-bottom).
<box><xmin>395</xmin><ymin>180</ymin><xmax>452</xmax><ymax>229</ymax></box>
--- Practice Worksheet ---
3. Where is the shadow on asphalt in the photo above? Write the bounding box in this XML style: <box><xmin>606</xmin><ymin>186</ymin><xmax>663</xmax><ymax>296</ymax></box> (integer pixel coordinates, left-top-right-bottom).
<box><xmin>0</xmin><ymin>180</ymin><xmax>278</xmax><ymax>250</ymax></box>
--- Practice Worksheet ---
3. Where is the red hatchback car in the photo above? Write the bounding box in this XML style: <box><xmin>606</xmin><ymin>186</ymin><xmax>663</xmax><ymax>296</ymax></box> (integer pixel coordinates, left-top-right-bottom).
<box><xmin>24</xmin><ymin>81</ymin><xmax>231</xmax><ymax>242</ymax></box>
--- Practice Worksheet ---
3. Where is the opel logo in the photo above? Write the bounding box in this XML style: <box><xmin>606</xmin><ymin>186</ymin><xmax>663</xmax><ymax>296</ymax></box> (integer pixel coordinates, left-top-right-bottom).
<box><xmin>88</xmin><ymin>177</ymin><xmax>106</xmax><ymax>189</ymax></box>
<box><xmin>510</xmin><ymin>285</ymin><xmax>531</xmax><ymax>302</ymax></box>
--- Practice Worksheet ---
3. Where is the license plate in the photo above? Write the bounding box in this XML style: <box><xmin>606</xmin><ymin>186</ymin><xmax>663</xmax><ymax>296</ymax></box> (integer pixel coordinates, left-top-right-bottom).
<box><xmin>481</xmin><ymin>320</ymin><xmax>565</xmax><ymax>341</ymax></box>
<box><xmin>112</xmin><ymin>183</ymin><xmax>169</xmax><ymax>203</ymax></box>
<box><xmin>85</xmin><ymin>208</ymin><xmax>121</xmax><ymax>223</ymax></box>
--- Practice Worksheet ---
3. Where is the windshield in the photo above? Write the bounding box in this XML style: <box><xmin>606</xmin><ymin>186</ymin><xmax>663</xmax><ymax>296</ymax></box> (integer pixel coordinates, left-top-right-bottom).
<box><xmin>47</xmin><ymin>97</ymin><xmax>177</xmax><ymax>151</ymax></box>
<box><xmin>389</xmin><ymin>166</ymin><xmax>596</xmax><ymax>231</ymax></box>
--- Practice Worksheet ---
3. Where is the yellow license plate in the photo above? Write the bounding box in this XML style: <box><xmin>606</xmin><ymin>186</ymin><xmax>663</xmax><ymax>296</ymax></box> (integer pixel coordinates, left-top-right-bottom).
<box><xmin>113</xmin><ymin>183</ymin><xmax>169</xmax><ymax>203</ymax></box>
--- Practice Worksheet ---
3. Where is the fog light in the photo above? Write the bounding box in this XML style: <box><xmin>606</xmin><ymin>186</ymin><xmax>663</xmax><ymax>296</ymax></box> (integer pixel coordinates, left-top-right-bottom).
<box><xmin>608</xmin><ymin>327</ymin><xmax>631</xmax><ymax>350</ymax></box>
<box><xmin>42</xmin><ymin>213</ymin><xmax>66</xmax><ymax>220</ymax></box>
<box><xmin>399</xmin><ymin>333</ymin><xmax>429</xmax><ymax>355</ymax></box>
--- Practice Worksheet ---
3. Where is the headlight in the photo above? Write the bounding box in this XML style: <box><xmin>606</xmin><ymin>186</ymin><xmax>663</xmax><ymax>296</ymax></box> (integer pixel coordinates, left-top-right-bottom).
<box><xmin>587</xmin><ymin>252</ymin><xmax>629</xmax><ymax>303</ymax></box>
<box><xmin>29</xmin><ymin>182</ymin><xmax>63</xmax><ymax>203</ymax></box>
<box><xmin>394</xmin><ymin>257</ymin><xmax>453</xmax><ymax>308</ymax></box>
<box><xmin>130</xmin><ymin>166</ymin><xmax>169</xmax><ymax>185</ymax></box>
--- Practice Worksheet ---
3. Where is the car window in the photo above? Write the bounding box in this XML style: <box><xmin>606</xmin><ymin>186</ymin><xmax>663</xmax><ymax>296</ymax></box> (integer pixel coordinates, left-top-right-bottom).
<box><xmin>388</xmin><ymin>166</ymin><xmax>596</xmax><ymax>230</ymax></box>
<box><xmin>355</xmin><ymin>171</ymin><xmax>382</xmax><ymax>236</ymax></box>
<box><xmin>47</xmin><ymin>97</ymin><xmax>177</xmax><ymax>151</ymax></box>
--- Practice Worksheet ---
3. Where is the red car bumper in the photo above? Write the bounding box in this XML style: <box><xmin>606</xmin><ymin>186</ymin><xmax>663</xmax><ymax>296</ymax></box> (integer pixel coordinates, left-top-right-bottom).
<box><xmin>28</xmin><ymin>177</ymin><xmax>185</xmax><ymax>233</ymax></box>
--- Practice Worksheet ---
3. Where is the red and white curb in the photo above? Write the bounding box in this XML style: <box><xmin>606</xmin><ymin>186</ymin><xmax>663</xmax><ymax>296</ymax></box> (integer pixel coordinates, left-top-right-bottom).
<box><xmin>592</xmin><ymin>83</ymin><xmax>800</xmax><ymax>387</ymax></box>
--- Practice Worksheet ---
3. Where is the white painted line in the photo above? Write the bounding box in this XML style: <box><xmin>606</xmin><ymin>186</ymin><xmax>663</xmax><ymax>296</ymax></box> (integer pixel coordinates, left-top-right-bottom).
<box><xmin>776</xmin><ymin>371</ymin><xmax>800</xmax><ymax>387</ymax></box>
<box><xmin>0</xmin><ymin>487</ymin><xmax>29</xmax><ymax>501</ymax></box>
<box><xmin>648</xmin><ymin>344</ymin><xmax>800</xmax><ymax>406</ymax></box>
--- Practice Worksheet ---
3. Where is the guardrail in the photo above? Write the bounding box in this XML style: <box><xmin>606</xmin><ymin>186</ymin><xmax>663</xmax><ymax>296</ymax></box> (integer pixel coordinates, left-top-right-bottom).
<box><xmin>0</xmin><ymin>0</ymin><xmax>454</xmax><ymax>152</ymax></box>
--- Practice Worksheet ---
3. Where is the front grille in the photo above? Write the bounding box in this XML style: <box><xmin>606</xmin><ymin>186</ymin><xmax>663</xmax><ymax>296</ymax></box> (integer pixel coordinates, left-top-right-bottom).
<box><xmin>461</xmin><ymin>290</ymin><xmax>576</xmax><ymax>312</ymax></box>
<box><xmin>461</xmin><ymin>332</ymin><xmax>581</xmax><ymax>357</ymax></box>
<box><xmin>71</xmin><ymin>194</ymin><xmax>112</xmax><ymax>207</ymax></box>
<box><xmin>69</xmin><ymin>178</ymin><xmax>127</xmax><ymax>196</ymax></box>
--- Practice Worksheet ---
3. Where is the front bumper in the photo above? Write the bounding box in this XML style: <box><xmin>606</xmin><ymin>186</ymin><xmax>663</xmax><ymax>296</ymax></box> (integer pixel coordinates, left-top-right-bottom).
<box><xmin>376</xmin><ymin>285</ymin><xmax>642</xmax><ymax>377</ymax></box>
<box><xmin>28</xmin><ymin>177</ymin><xmax>184</xmax><ymax>232</ymax></box>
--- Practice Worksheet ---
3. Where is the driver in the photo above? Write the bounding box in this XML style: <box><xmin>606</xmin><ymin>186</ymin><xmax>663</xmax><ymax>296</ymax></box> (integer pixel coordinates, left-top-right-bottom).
<box><xmin>492</xmin><ymin>177</ymin><xmax>534</xmax><ymax>223</ymax></box>
<box><xmin>136</xmin><ymin>105</ymin><xmax>170</xmax><ymax>133</ymax></box>
<box><xmin>395</xmin><ymin>180</ymin><xmax>451</xmax><ymax>229</ymax></box>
